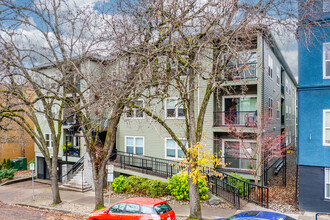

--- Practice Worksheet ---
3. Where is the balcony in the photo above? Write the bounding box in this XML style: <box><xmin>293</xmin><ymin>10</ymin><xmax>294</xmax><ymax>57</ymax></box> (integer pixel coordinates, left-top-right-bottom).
<box><xmin>214</xmin><ymin>111</ymin><xmax>257</xmax><ymax>127</ymax></box>
<box><xmin>63</xmin><ymin>146</ymin><xmax>80</xmax><ymax>157</ymax></box>
<box><xmin>218</xmin><ymin>63</ymin><xmax>257</xmax><ymax>82</ymax></box>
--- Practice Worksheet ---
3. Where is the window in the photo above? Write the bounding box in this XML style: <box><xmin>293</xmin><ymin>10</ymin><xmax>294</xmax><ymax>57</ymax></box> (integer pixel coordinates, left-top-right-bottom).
<box><xmin>166</xmin><ymin>98</ymin><xmax>184</xmax><ymax>119</ymax></box>
<box><xmin>154</xmin><ymin>203</ymin><xmax>172</xmax><ymax>215</ymax></box>
<box><xmin>141</xmin><ymin>206</ymin><xmax>155</xmax><ymax>214</ymax></box>
<box><xmin>109</xmin><ymin>203</ymin><xmax>126</xmax><ymax>213</ymax></box>
<box><xmin>223</xmin><ymin>139</ymin><xmax>257</xmax><ymax>170</ymax></box>
<box><xmin>289</xmin><ymin>106</ymin><xmax>292</xmax><ymax>120</ymax></box>
<box><xmin>286</xmin><ymin>79</ymin><xmax>289</xmax><ymax>93</ymax></box>
<box><xmin>277</xmin><ymin>101</ymin><xmax>280</xmax><ymax>119</ymax></box>
<box><xmin>268</xmin><ymin>55</ymin><xmax>273</xmax><ymax>78</ymax></box>
<box><xmin>125</xmin><ymin>136</ymin><xmax>144</xmax><ymax>155</ymax></box>
<box><xmin>268</xmin><ymin>98</ymin><xmax>273</xmax><ymax>118</ymax></box>
<box><xmin>323</xmin><ymin>110</ymin><xmax>330</xmax><ymax>146</ymax></box>
<box><xmin>125</xmin><ymin>203</ymin><xmax>140</xmax><ymax>213</ymax></box>
<box><xmin>126</xmin><ymin>100</ymin><xmax>144</xmax><ymax>119</ymax></box>
<box><xmin>324</xmin><ymin>43</ymin><xmax>330</xmax><ymax>78</ymax></box>
<box><xmin>288</xmin><ymin>131</ymin><xmax>291</xmax><ymax>144</ymax></box>
<box><xmin>45</xmin><ymin>133</ymin><xmax>53</xmax><ymax>148</ymax></box>
<box><xmin>325</xmin><ymin>168</ymin><xmax>330</xmax><ymax>199</ymax></box>
<box><xmin>324</xmin><ymin>0</ymin><xmax>330</xmax><ymax>13</ymax></box>
<box><xmin>286</xmin><ymin>105</ymin><xmax>289</xmax><ymax>120</ymax></box>
<box><xmin>165</xmin><ymin>138</ymin><xmax>185</xmax><ymax>159</ymax></box>
<box><xmin>276</xmin><ymin>67</ymin><xmax>281</xmax><ymax>85</ymax></box>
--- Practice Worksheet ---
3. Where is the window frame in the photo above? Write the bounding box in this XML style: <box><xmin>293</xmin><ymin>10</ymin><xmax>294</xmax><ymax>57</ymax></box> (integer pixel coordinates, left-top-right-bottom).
<box><xmin>45</xmin><ymin>133</ymin><xmax>53</xmax><ymax>148</ymax></box>
<box><xmin>165</xmin><ymin>98</ymin><xmax>185</xmax><ymax>119</ymax></box>
<box><xmin>323</xmin><ymin>110</ymin><xmax>330</xmax><ymax>146</ymax></box>
<box><xmin>268</xmin><ymin>55</ymin><xmax>273</xmax><ymax>78</ymax></box>
<box><xmin>324</xmin><ymin>43</ymin><xmax>330</xmax><ymax>79</ymax></box>
<box><xmin>125</xmin><ymin>136</ymin><xmax>145</xmax><ymax>155</ymax></box>
<box><xmin>222</xmin><ymin>139</ymin><xmax>257</xmax><ymax>171</ymax></box>
<box><xmin>125</xmin><ymin>99</ymin><xmax>145</xmax><ymax>119</ymax></box>
<box><xmin>276</xmin><ymin>66</ymin><xmax>281</xmax><ymax>86</ymax></box>
<box><xmin>164</xmin><ymin>137</ymin><xmax>186</xmax><ymax>160</ymax></box>
<box><xmin>325</xmin><ymin>168</ymin><xmax>330</xmax><ymax>199</ymax></box>
<box><xmin>268</xmin><ymin>98</ymin><xmax>273</xmax><ymax>118</ymax></box>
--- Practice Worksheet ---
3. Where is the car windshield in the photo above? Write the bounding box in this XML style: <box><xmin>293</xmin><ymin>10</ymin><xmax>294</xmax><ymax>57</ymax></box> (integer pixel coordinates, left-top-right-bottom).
<box><xmin>154</xmin><ymin>203</ymin><xmax>172</xmax><ymax>215</ymax></box>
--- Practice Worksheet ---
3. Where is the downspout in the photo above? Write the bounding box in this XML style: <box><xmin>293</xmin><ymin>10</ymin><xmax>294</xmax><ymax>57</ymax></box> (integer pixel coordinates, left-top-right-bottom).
<box><xmin>261</xmin><ymin>36</ymin><xmax>266</xmax><ymax>185</ymax></box>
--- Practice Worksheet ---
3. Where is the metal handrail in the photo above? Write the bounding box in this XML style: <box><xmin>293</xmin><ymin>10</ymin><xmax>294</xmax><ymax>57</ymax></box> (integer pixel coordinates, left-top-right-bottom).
<box><xmin>112</xmin><ymin>151</ymin><xmax>269</xmax><ymax>208</ymax></box>
<box><xmin>60</xmin><ymin>154</ymin><xmax>85</xmax><ymax>180</ymax></box>
<box><xmin>213</xmin><ymin>111</ymin><xmax>257</xmax><ymax>127</ymax></box>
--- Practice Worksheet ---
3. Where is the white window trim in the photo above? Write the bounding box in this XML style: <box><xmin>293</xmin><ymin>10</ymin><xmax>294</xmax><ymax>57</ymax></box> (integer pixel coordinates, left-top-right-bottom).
<box><xmin>269</xmin><ymin>98</ymin><xmax>273</xmax><ymax>118</ymax></box>
<box><xmin>164</xmin><ymin>137</ymin><xmax>185</xmax><ymax>160</ymax></box>
<box><xmin>125</xmin><ymin>136</ymin><xmax>145</xmax><ymax>155</ymax></box>
<box><xmin>268</xmin><ymin>55</ymin><xmax>273</xmax><ymax>79</ymax></box>
<box><xmin>323</xmin><ymin>110</ymin><xmax>330</xmax><ymax>146</ymax></box>
<box><xmin>125</xmin><ymin>99</ymin><xmax>145</xmax><ymax>119</ymax></box>
<box><xmin>165</xmin><ymin>98</ymin><xmax>185</xmax><ymax>119</ymax></box>
<box><xmin>45</xmin><ymin>133</ymin><xmax>53</xmax><ymax>148</ymax></box>
<box><xmin>277</xmin><ymin>101</ymin><xmax>280</xmax><ymax>119</ymax></box>
<box><xmin>286</xmin><ymin>79</ymin><xmax>289</xmax><ymax>94</ymax></box>
<box><xmin>325</xmin><ymin>168</ymin><xmax>330</xmax><ymax>199</ymax></box>
<box><xmin>222</xmin><ymin>139</ymin><xmax>257</xmax><ymax>171</ymax></box>
<box><xmin>323</xmin><ymin>43</ymin><xmax>330</xmax><ymax>79</ymax></box>
<box><xmin>276</xmin><ymin>66</ymin><xmax>281</xmax><ymax>86</ymax></box>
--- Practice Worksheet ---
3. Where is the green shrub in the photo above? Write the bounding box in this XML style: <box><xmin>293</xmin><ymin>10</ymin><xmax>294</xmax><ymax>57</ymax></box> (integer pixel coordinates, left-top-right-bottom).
<box><xmin>111</xmin><ymin>175</ymin><xmax>127</xmax><ymax>193</ymax></box>
<box><xmin>123</xmin><ymin>176</ymin><xmax>146</xmax><ymax>194</ymax></box>
<box><xmin>111</xmin><ymin>175</ymin><xmax>169</xmax><ymax>197</ymax></box>
<box><xmin>143</xmin><ymin>179</ymin><xmax>169</xmax><ymax>198</ymax></box>
<box><xmin>5</xmin><ymin>159</ymin><xmax>12</xmax><ymax>169</ymax></box>
<box><xmin>0</xmin><ymin>168</ymin><xmax>17</xmax><ymax>180</ymax></box>
<box><xmin>227</xmin><ymin>173</ymin><xmax>251</xmax><ymax>196</ymax></box>
<box><xmin>167</xmin><ymin>171</ymin><xmax>208</xmax><ymax>201</ymax></box>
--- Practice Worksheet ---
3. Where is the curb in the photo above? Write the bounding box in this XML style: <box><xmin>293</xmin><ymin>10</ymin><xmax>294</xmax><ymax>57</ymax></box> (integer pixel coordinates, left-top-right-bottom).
<box><xmin>16</xmin><ymin>203</ymin><xmax>90</xmax><ymax>216</ymax></box>
<box><xmin>0</xmin><ymin>176</ymin><xmax>35</xmax><ymax>186</ymax></box>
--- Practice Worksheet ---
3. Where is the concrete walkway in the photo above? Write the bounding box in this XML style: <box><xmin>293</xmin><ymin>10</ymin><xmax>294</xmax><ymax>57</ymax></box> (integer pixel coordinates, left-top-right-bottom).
<box><xmin>0</xmin><ymin>178</ymin><xmax>326</xmax><ymax>220</ymax></box>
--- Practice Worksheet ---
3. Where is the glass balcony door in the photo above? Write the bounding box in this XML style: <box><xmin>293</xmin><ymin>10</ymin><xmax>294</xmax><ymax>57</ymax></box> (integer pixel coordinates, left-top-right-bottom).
<box><xmin>223</xmin><ymin>97</ymin><xmax>257</xmax><ymax>126</ymax></box>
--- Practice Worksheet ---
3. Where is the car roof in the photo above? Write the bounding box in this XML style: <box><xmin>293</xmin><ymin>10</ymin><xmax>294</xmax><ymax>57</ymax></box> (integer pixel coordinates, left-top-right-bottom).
<box><xmin>235</xmin><ymin>211</ymin><xmax>292</xmax><ymax>220</ymax></box>
<box><xmin>115</xmin><ymin>197</ymin><xmax>166</xmax><ymax>208</ymax></box>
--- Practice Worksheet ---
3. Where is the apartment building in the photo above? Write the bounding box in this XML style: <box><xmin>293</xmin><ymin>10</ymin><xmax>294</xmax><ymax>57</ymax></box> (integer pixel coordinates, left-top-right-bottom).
<box><xmin>116</xmin><ymin>32</ymin><xmax>297</xmax><ymax>183</ymax></box>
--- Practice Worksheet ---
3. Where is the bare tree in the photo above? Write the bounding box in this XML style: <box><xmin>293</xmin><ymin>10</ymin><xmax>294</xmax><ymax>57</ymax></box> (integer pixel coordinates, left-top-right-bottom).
<box><xmin>0</xmin><ymin>0</ymin><xmax>118</xmax><ymax>205</ymax></box>
<box><xmin>109</xmin><ymin>0</ymin><xmax>310</xmax><ymax>219</ymax></box>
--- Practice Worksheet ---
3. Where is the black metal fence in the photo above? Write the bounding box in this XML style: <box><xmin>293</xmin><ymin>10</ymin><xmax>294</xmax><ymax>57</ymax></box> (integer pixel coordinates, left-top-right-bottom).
<box><xmin>213</xmin><ymin>111</ymin><xmax>257</xmax><ymax>127</ymax></box>
<box><xmin>113</xmin><ymin>151</ymin><xmax>269</xmax><ymax>208</ymax></box>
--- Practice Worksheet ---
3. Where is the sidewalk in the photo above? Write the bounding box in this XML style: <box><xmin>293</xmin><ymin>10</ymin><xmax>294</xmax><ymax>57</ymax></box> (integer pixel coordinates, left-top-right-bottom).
<box><xmin>0</xmin><ymin>178</ymin><xmax>325</xmax><ymax>220</ymax></box>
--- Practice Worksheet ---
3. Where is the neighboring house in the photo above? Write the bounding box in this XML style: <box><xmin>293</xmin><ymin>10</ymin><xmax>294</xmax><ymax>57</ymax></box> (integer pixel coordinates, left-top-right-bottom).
<box><xmin>0</xmin><ymin>85</ymin><xmax>35</xmax><ymax>162</ymax></box>
<box><xmin>116</xmin><ymin>32</ymin><xmax>297</xmax><ymax>184</ymax></box>
<box><xmin>297</xmin><ymin>0</ymin><xmax>330</xmax><ymax>212</ymax></box>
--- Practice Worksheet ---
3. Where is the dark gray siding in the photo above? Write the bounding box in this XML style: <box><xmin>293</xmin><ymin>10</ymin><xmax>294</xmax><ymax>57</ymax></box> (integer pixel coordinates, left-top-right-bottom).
<box><xmin>299</xmin><ymin>165</ymin><xmax>330</xmax><ymax>212</ymax></box>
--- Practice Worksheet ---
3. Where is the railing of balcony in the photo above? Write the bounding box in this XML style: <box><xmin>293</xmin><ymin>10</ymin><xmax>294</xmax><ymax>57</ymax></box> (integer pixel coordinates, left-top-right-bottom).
<box><xmin>213</xmin><ymin>111</ymin><xmax>257</xmax><ymax>127</ymax></box>
<box><xmin>218</xmin><ymin>63</ymin><xmax>257</xmax><ymax>81</ymax></box>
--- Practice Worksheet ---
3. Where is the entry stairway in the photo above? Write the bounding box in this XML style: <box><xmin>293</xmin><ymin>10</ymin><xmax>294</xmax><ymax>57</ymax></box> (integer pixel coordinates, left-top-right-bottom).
<box><xmin>59</xmin><ymin>156</ymin><xmax>92</xmax><ymax>192</ymax></box>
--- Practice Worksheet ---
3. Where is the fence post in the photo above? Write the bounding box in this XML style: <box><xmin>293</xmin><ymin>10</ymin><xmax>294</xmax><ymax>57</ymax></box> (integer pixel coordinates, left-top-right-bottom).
<box><xmin>266</xmin><ymin>188</ymin><xmax>269</xmax><ymax>208</ymax></box>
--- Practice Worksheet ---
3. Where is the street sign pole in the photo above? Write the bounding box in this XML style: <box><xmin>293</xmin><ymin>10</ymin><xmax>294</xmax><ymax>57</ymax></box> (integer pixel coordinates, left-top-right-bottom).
<box><xmin>106</xmin><ymin>165</ymin><xmax>114</xmax><ymax>207</ymax></box>
<box><xmin>30</xmin><ymin>163</ymin><xmax>35</xmax><ymax>201</ymax></box>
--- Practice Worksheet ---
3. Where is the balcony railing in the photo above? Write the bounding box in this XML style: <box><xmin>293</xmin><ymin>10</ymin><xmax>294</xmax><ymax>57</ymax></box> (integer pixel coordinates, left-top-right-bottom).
<box><xmin>63</xmin><ymin>146</ymin><xmax>80</xmax><ymax>157</ymax></box>
<box><xmin>218</xmin><ymin>63</ymin><xmax>257</xmax><ymax>81</ymax></box>
<box><xmin>214</xmin><ymin>111</ymin><xmax>257</xmax><ymax>127</ymax></box>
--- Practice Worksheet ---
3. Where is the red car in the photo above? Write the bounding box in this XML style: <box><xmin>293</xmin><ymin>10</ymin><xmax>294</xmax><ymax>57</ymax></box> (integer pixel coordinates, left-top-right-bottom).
<box><xmin>87</xmin><ymin>197</ymin><xmax>177</xmax><ymax>220</ymax></box>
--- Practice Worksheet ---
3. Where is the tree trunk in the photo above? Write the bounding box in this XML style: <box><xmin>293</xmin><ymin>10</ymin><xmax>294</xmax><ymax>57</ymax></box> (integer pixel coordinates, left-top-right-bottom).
<box><xmin>94</xmin><ymin>172</ymin><xmax>105</xmax><ymax>210</ymax></box>
<box><xmin>50</xmin><ymin>173</ymin><xmax>61</xmax><ymax>204</ymax></box>
<box><xmin>188</xmin><ymin>168</ymin><xmax>202</xmax><ymax>220</ymax></box>
<box><xmin>46</xmin><ymin>158</ymin><xmax>61</xmax><ymax>204</ymax></box>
